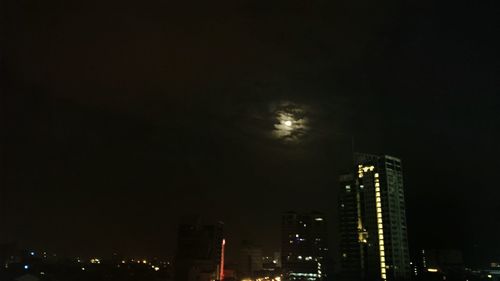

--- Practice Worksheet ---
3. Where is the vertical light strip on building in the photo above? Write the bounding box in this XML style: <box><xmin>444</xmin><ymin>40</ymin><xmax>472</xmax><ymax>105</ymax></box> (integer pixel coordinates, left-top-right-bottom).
<box><xmin>374</xmin><ymin>172</ymin><xmax>386</xmax><ymax>280</ymax></box>
<box><xmin>220</xmin><ymin>239</ymin><xmax>225</xmax><ymax>281</ymax></box>
<box><xmin>357</xmin><ymin>166</ymin><xmax>364</xmax><ymax>243</ymax></box>
<box><xmin>358</xmin><ymin>165</ymin><xmax>386</xmax><ymax>280</ymax></box>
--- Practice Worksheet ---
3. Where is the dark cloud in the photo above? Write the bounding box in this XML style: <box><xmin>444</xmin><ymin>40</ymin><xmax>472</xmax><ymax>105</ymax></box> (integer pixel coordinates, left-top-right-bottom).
<box><xmin>1</xmin><ymin>0</ymin><xmax>499</xmax><ymax>264</ymax></box>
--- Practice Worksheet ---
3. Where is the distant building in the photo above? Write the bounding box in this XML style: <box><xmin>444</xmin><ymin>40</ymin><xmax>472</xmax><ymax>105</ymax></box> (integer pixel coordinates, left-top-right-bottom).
<box><xmin>416</xmin><ymin>249</ymin><xmax>465</xmax><ymax>280</ymax></box>
<box><xmin>339</xmin><ymin>153</ymin><xmax>410</xmax><ymax>281</ymax></box>
<box><xmin>0</xmin><ymin>242</ymin><xmax>19</xmax><ymax>267</ymax></box>
<box><xmin>238</xmin><ymin>241</ymin><xmax>263</xmax><ymax>278</ymax></box>
<box><xmin>281</xmin><ymin>211</ymin><xmax>329</xmax><ymax>281</ymax></box>
<box><xmin>263</xmin><ymin>252</ymin><xmax>281</xmax><ymax>272</ymax></box>
<box><xmin>174</xmin><ymin>216</ymin><xmax>225</xmax><ymax>281</ymax></box>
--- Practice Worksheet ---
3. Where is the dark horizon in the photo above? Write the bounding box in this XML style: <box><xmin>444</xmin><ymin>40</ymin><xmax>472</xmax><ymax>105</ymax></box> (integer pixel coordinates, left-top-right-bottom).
<box><xmin>1</xmin><ymin>0</ymin><xmax>499</xmax><ymax>268</ymax></box>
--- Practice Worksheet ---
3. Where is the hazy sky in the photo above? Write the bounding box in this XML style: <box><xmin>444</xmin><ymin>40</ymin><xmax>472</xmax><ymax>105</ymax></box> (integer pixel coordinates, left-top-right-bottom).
<box><xmin>2</xmin><ymin>0</ymin><xmax>499</xmax><ymax>265</ymax></box>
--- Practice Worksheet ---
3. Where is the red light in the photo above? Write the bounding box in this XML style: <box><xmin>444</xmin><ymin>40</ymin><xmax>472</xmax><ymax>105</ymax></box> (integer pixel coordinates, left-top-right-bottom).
<box><xmin>220</xmin><ymin>239</ymin><xmax>225</xmax><ymax>281</ymax></box>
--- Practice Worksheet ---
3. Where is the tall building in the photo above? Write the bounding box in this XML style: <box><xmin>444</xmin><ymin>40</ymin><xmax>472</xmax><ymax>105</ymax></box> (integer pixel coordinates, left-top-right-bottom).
<box><xmin>174</xmin><ymin>216</ymin><xmax>225</xmax><ymax>281</ymax></box>
<box><xmin>281</xmin><ymin>211</ymin><xmax>329</xmax><ymax>281</ymax></box>
<box><xmin>238</xmin><ymin>240</ymin><xmax>263</xmax><ymax>278</ymax></box>
<box><xmin>339</xmin><ymin>153</ymin><xmax>410</xmax><ymax>281</ymax></box>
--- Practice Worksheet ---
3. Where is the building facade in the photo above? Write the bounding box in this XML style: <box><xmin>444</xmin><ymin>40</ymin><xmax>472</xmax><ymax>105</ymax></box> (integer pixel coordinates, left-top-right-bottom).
<box><xmin>174</xmin><ymin>216</ymin><xmax>225</xmax><ymax>281</ymax></box>
<box><xmin>238</xmin><ymin>240</ymin><xmax>263</xmax><ymax>278</ymax></box>
<box><xmin>339</xmin><ymin>154</ymin><xmax>410</xmax><ymax>281</ymax></box>
<box><xmin>281</xmin><ymin>211</ymin><xmax>329</xmax><ymax>281</ymax></box>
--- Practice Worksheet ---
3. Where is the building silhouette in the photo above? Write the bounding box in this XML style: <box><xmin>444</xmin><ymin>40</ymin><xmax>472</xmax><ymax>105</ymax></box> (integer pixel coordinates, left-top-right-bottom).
<box><xmin>174</xmin><ymin>216</ymin><xmax>225</xmax><ymax>281</ymax></box>
<box><xmin>339</xmin><ymin>153</ymin><xmax>410</xmax><ymax>281</ymax></box>
<box><xmin>238</xmin><ymin>240</ymin><xmax>263</xmax><ymax>278</ymax></box>
<box><xmin>414</xmin><ymin>249</ymin><xmax>465</xmax><ymax>281</ymax></box>
<box><xmin>281</xmin><ymin>211</ymin><xmax>329</xmax><ymax>281</ymax></box>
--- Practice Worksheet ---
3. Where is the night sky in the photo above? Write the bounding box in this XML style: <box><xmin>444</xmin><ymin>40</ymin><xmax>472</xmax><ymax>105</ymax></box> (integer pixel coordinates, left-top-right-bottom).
<box><xmin>1</xmin><ymin>0</ymin><xmax>499</xmax><ymax>265</ymax></box>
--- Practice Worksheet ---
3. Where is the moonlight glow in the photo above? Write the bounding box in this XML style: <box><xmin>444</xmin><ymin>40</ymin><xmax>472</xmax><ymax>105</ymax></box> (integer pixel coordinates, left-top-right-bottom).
<box><xmin>272</xmin><ymin>102</ymin><xmax>309</xmax><ymax>142</ymax></box>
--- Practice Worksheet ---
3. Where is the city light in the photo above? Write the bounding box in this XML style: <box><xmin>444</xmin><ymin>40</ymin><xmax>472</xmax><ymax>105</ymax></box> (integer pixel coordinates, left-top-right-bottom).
<box><xmin>427</xmin><ymin>268</ymin><xmax>438</xmax><ymax>272</ymax></box>
<box><xmin>372</xmin><ymin>165</ymin><xmax>387</xmax><ymax>281</ymax></box>
<box><xmin>2</xmin><ymin>0</ymin><xmax>486</xmax><ymax>279</ymax></box>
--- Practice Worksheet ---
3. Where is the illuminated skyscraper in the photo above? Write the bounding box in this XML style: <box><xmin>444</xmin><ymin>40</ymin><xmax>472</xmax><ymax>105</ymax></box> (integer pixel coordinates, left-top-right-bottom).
<box><xmin>281</xmin><ymin>211</ymin><xmax>329</xmax><ymax>281</ymax></box>
<box><xmin>339</xmin><ymin>154</ymin><xmax>410</xmax><ymax>281</ymax></box>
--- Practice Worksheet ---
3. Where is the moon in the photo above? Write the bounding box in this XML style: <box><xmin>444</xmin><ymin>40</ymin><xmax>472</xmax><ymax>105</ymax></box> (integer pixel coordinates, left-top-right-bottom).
<box><xmin>271</xmin><ymin>102</ymin><xmax>309</xmax><ymax>142</ymax></box>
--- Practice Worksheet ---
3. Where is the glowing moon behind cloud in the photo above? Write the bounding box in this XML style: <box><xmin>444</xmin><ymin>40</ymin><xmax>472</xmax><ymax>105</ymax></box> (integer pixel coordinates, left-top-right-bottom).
<box><xmin>272</xmin><ymin>102</ymin><xmax>309</xmax><ymax>143</ymax></box>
